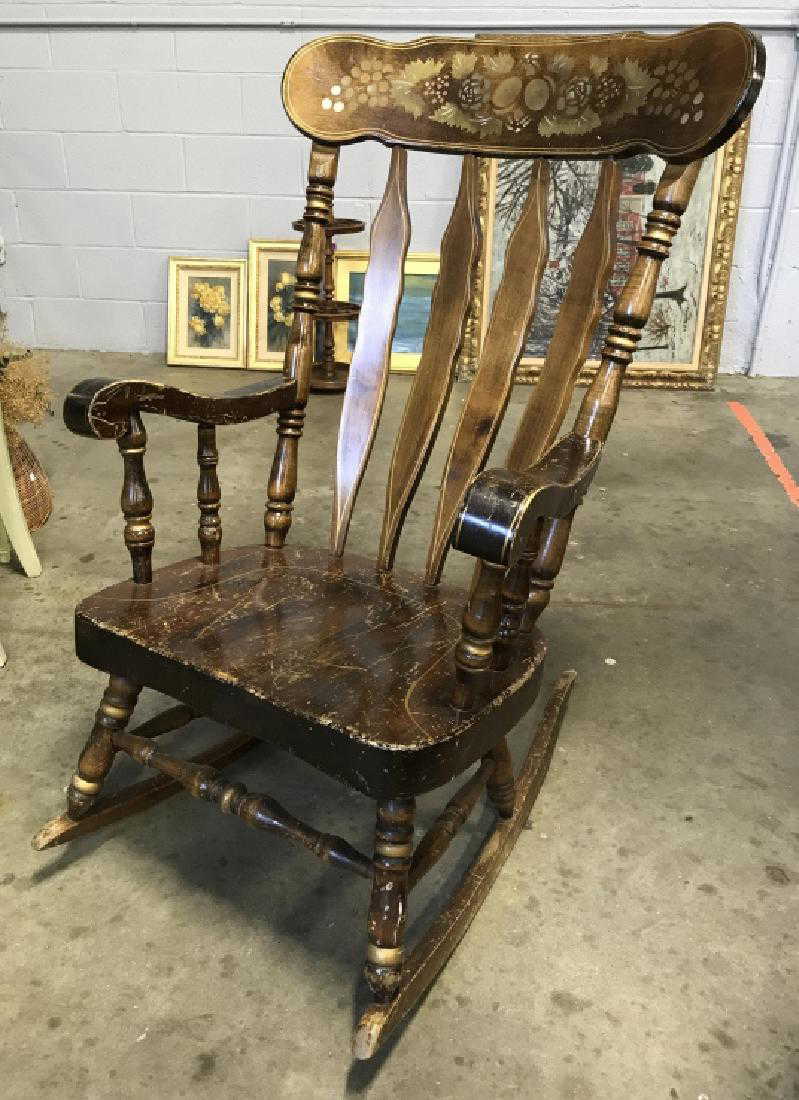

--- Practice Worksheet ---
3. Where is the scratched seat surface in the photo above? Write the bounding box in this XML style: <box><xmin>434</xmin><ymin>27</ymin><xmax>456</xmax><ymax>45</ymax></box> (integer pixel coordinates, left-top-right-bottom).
<box><xmin>75</xmin><ymin>545</ymin><xmax>546</xmax><ymax>797</ymax></box>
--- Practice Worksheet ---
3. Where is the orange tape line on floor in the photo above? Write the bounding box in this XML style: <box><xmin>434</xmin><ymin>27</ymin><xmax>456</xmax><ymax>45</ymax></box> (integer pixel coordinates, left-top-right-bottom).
<box><xmin>727</xmin><ymin>401</ymin><xmax>799</xmax><ymax>509</ymax></box>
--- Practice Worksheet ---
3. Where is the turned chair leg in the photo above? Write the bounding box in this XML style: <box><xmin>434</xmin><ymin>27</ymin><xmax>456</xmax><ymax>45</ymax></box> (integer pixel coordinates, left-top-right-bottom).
<box><xmin>67</xmin><ymin>675</ymin><xmax>141</xmax><ymax>819</ymax></box>
<box><xmin>485</xmin><ymin>738</ymin><xmax>516</xmax><ymax>818</ymax></box>
<box><xmin>364</xmin><ymin>798</ymin><xmax>415</xmax><ymax>1003</ymax></box>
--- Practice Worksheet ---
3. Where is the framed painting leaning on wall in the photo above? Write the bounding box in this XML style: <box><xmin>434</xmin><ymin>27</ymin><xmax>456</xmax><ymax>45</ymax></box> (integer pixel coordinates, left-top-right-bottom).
<box><xmin>335</xmin><ymin>251</ymin><xmax>440</xmax><ymax>373</ymax></box>
<box><xmin>167</xmin><ymin>258</ymin><xmax>247</xmax><ymax>369</ymax></box>
<box><xmin>247</xmin><ymin>241</ymin><xmax>300</xmax><ymax>371</ymax></box>
<box><xmin>463</xmin><ymin>121</ymin><xmax>751</xmax><ymax>389</ymax></box>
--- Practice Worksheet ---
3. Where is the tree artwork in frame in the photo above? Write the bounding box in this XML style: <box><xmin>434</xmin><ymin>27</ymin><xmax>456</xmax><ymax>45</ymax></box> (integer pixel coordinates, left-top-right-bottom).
<box><xmin>463</xmin><ymin>121</ymin><xmax>750</xmax><ymax>389</ymax></box>
<box><xmin>167</xmin><ymin>258</ymin><xmax>247</xmax><ymax>369</ymax></box>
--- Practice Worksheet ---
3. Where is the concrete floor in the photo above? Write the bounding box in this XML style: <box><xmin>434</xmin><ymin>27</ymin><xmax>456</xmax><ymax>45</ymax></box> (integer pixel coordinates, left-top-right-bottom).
<box><xmin>1</xmin><ymin>352</ymin><xmax>797</xmax><ymax>1099</ymax></box>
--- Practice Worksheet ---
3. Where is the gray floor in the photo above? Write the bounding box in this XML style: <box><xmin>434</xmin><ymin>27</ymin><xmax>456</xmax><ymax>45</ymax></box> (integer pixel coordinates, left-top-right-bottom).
<box><xmin>1</xmin><ymin>352</ymin><xmax>797</xmax><ymax>1099</ymax></box>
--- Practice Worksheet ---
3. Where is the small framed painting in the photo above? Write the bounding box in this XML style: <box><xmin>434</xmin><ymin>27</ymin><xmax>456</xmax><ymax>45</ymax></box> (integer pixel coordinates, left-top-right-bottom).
<box><xmin>334</xmin><ymin>251</ymin><xmax>440</xmax><ymax>373</ymax></box>
<box><xmin>167</xmin><ymin>258</ymin><xmax>246</xmax><ymax>369</ymax></box>
<box><xmin>247</xmin><ymin>241</ymin><xmax>300</xmax><ymax>370</ymax></box>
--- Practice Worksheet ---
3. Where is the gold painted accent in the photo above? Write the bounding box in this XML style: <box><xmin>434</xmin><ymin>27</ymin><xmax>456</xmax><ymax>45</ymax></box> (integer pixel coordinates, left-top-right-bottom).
<box><xmin>71</xmin><ymin>775</ymin><xmax>102</xmax><ymax>795</ymax></box>
<box><xmin>101</xmin><ymin>703</ymin><xmax>132</xmax><ymax>720</ymax></box>
<box><xmin>461</xmin><ymin>118</ymin><xmax>750</xmax><ymax>390</ymax></box>
<box><xmin>375</xmin><ymin>842</ymin><xmax>413</xmax><ymax>859</ymax></box>
<box><xmin>367</xmin><ymin>944</ymin><xmax>404</xmax><ymax>966</ymax></box>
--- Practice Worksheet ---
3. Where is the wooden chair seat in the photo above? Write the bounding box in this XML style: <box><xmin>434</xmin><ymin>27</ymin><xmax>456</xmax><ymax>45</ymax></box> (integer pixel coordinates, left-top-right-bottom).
<box><xmin>75</xmin><ymin>544</ymin><xmax>546</xmax><ymax>798</ymax></box>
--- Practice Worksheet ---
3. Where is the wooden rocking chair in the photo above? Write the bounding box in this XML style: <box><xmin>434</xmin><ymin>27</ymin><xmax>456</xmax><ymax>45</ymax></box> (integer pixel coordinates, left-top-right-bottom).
<box><xmin>34</xmin><ymin>25</ymin><xmax>763</xmax><ymax>1059</ymax></box>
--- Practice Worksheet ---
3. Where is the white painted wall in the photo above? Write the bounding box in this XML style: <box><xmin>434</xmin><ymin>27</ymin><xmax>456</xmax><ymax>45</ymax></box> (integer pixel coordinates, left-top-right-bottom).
<box><xmin>0</xmin><ymin>5</ymin><xmax>796</xmax><ymax>375</ymax></box>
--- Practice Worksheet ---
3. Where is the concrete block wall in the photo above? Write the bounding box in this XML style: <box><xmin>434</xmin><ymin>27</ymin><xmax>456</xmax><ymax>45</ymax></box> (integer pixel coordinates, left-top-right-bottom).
<box><xmin>0</xmin><ymin>5</ymin><xmax>796</xmax><ymax>376</ymax></box>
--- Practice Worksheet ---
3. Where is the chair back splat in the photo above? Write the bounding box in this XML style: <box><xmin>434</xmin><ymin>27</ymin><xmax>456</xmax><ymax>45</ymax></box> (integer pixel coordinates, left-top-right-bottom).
<box><xmin>275</xmin><ymin>25</ymin><xmax>764</xmax><ymax>580</ymax></box>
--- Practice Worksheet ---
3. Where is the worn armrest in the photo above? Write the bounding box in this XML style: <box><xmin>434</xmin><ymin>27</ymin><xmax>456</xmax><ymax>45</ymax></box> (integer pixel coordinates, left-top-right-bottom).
<box><xmin>451</xmin><ymin>433</ymin><xmax>603</xmax><ymax>568</ymax></box>
<box><xmin>63</xmin><ymin>375</ymin><xmax>298</xmax><ymax>440</ymax></box>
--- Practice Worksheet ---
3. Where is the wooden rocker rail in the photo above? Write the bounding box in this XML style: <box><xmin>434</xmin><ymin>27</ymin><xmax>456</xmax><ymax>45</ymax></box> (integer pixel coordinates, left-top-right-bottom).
<box><xmin>354</xmin><ymin>668</ymin><xmax>576</xmax><ymax>1058</ymax></box>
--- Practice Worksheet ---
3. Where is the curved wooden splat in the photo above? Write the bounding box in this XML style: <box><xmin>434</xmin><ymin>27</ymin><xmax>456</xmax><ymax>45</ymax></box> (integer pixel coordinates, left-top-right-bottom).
<box><xmin>63</xmin><ymin>375</ymin><xmax>298</xmax><ymax>440</ymax></box>
<box><xmin>505</xmin><ymin>160</ymin><xmax>621</xmax><ymax>473</ymax></box>
<box><xmin>331</xmin><ymin>147</ymin><xmax>411</xmax><ymax>557</ymax></box>
<box><xmin>283</xmin><ymin>26</ymin><xmax>764</xmax><ymax>164</ymax></box>
<box><xmin>377</xmin><ymin>154</ymin><xmax>481</xmax><ymax>574</ymax></box>
<box><xmin>425</xmin><ymin>158</ymin><xmax>550</xmax><ymax>585</ymax></box>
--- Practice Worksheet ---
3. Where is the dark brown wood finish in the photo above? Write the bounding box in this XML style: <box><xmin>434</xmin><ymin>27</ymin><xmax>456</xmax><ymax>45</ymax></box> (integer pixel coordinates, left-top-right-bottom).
<box><xmin>197</xmin><ymin>423</ymin><xmax>222</xmax><ymax>565</ymax></box>
<box><xmin>283</xmin><ymin>27</ymin><xmax>763</xmax><ymax>162</ymax></box>
<box><xmin>426</xmin><ymin>158</ymin><xmax>550</xmax><ymax>584</ymax></box>
<box><xmin>66</xmin><ymin>674</ymin><xmax>140</xmax><ymax>817</ymax></box>
<box><xmin>113</xmin><ymin>728</ymin><xmax>373</xmax><ymax>878</ymax></box>
<box><xmin>365</xmin><ymin>798</ymin><xmax>415</xmax><ymax>1000</ymax></box>
<box><xmin>377</xmin><ymin>154</ymin><xmax>480</xmax><ymax>573</ymax></box>
<box><xmin>265</xmin><ymin>142</ymin><xmax>338</xmax><ymax>547</ymax></box>
<box><xmin>36</xmin><ymin>26</ymin><xmax>763</xmax><ymax>1061</ymax></box>
<box><xmin>72</xmin><ymin>545</ymin><xmax>547</xmax><ymax>796</ymax></box>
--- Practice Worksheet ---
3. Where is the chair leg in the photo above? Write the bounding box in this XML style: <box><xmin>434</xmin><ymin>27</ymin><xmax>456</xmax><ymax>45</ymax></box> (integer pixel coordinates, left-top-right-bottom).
<box><xmin>364</xmin><ymin>798</ymin><xmax>415</xmax><ymax>1003</ymax></box>
<box><xmin>485</xmin><ymin>738</ymin><xmax>516</xmax><ymax>818</ymax></box>
<box><xmin>66</xmin><ymin>675</ymin><xmax>141</xmax><ymax>819</ymax></box>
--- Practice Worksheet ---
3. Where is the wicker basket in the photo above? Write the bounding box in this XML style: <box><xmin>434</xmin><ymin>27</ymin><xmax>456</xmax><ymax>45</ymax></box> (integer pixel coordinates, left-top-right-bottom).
<box><xmin>6</xmin><ymin>424</ymin><xmax>52</xmax><ymax>531</ymax></box>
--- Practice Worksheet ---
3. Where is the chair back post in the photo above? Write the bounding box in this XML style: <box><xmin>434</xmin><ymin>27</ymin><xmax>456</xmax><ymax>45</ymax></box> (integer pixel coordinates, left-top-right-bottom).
<box><xmin>265</xmin><ymin>142</ymin><xmax>338</xmax><ymax>548</ymax></box>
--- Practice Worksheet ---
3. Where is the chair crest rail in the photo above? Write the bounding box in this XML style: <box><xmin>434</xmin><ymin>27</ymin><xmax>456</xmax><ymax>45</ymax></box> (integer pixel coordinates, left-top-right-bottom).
<box><xmin>283</xmin><ymin>26</ymin><xmax>763</xmax><ymax>163</ymax></box>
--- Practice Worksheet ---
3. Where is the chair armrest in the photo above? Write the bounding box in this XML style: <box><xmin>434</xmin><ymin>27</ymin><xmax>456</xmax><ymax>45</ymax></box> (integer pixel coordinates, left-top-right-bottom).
<box><xmin>63</xmin><ymin>375</ymin><xmax>298</xmax><ymax>440</ymax></box>
<box><xmin>451</xmin><ymin>433</ymin><xmax>603</xmax><ymax>568</ymax></box>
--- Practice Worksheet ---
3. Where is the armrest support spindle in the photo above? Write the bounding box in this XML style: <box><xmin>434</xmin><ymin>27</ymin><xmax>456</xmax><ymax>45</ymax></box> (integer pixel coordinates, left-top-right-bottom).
<box><xmin>118</xmin><ymin>412</ymin><xmax>154</xmax><ymax>584</ymax></box>
<box><xmin>197</xmin><ymin>423</ymin><xmax>221</xmax><ymax>566</ymax></box>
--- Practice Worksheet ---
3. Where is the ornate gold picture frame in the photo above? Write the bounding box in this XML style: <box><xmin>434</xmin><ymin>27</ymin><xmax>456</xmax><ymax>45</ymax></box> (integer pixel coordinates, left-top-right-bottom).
<box><xmin>463</xmin><ymin>120</ymin><xmax>750</xmax><ymax>389</ymax></box>
<box><xmin>167</xmin><ymin>257</ymin><xmax>247</xmax><ymax>369</ymax></box>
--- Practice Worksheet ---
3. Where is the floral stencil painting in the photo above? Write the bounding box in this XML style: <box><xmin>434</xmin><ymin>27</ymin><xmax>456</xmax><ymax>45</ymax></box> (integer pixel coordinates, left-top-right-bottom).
<box><xmin>168</xmin><ymin>258</ymin><xmax>246</xmax><ymax>369</ymax></box>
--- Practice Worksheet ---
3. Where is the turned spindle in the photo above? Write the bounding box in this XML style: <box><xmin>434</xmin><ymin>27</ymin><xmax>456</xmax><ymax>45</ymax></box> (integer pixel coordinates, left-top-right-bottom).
<box><xmin>453</xmin><ymin>561</ymin><xmax>506</xmax><ymax>710</ymax></box>
<box><xmin>265</xmin><ymin>143</ymin><xmax>338</xmax><ymax>547</ymax></box>
<box><xmin>118</xmin><ymin>411</ymin><xmax>154</xmax><ymax>584</ymax></box>
<box><xmin>66</xmin><ymin>675</ymin><xmax>140</xmax><ymax>819</ymax></box>
<box><xmin>196</xmin><ymin>422</ymin><xmax>221</xmax><ymax>565</ymax></box>
<box><xmin>365</xmin><ymin>798</ymin><xmax>415</xmax><ymax>1002</ymax></box>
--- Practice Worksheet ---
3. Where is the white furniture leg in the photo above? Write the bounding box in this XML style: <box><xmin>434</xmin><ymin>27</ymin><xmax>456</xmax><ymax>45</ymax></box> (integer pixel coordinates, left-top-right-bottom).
<box><xmin>0</xmin><ymin>403</ymin><xmax>41</xmax><ymax>578</ymax></box>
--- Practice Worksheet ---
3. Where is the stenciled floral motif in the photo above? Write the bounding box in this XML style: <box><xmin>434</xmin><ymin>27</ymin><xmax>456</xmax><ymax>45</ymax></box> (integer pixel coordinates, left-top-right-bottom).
<box><xmin>319</xmin><ymin>49</ymin><xmax>706</xmax><ymax>139</ymax></box>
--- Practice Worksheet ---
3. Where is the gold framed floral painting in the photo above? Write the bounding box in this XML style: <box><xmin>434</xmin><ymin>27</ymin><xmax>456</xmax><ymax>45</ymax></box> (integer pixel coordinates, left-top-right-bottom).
<box><xmin>463</xmin><ymin>122</ymin><xmax>750</xmax><ymax>389</ymax></box>
<box><xmin>247</xmin><ymin>241</ymin><xmax>300</xmax><ymax>370</ymax></box>
<box><xmin>334</xmin><ymin>251</ymin><xmax>440</xmax><ymax>373</ymax></box>
<box><xmin>167</xmin><ymin>258</ymin><xmax>246</xmax><ymax>369</ymax></box>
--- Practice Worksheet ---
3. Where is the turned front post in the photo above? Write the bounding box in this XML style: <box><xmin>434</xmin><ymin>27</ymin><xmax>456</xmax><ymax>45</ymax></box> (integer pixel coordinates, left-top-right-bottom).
<box><xmin>265</xmin><ymin>142</ymin><xmax>338</xmax><ymax>547</ymax></box>
<box><xmin>365</xmin><ymin>798</ymin><xmax>415</xmax><ymax>1002</ymax></box>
